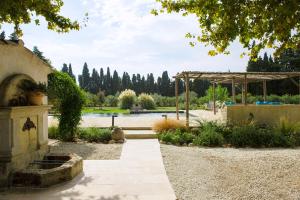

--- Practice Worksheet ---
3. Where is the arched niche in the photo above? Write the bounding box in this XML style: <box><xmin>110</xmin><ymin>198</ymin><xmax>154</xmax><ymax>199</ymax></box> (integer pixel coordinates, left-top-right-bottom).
<box><xmin>0</xmin><ymin>74</ymin><xmax>34</xmax><ymax>107</ymax></box>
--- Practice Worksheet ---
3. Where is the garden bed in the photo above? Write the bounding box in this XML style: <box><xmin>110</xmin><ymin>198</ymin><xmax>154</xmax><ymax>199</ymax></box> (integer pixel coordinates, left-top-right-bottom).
<box><xmin>161</xmin><ymin>144</ymin><xmax>300</xmax><ymax>200</ymax></box>
<box><xmin>49</xmin><ymin>141</ymin><xmax>123</xmax><ymax>160</ymax></box>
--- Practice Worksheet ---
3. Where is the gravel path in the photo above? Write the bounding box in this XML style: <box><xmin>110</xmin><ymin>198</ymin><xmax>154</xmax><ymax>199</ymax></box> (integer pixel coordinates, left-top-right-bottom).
<box><xmin>161</xmin><ymin>144</ymin><xmax>300</xmax><ymax>200</ymax></box>
<box><xmin>49</xmin><ymin>141</ymin><xmax>123</xmax><ymax>160</ymax></box>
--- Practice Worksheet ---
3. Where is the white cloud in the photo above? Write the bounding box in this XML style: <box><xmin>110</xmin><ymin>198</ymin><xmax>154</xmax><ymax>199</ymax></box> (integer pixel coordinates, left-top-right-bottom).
<box><xmin>4</xmin><ymin>0</ymin><xmax>249</xmax><ymax>78</ymax></box>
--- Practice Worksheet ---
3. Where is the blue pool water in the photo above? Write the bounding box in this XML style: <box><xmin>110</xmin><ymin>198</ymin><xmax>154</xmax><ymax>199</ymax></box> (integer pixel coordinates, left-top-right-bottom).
<box><xmin>82</xmin><ymin>112</ymin><xmax>193</xmax><ymax>117</ymax></box>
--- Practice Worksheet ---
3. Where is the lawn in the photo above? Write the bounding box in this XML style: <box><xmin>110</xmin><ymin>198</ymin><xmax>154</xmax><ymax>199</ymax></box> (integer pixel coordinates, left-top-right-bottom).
<box><xmin>82</xmin><ymin>107</ymin><xmax>130</xmax><ymax>114</ymax></box>
<box><xmin>82</xmin><ymin>107</ymin><xmax>177</xmax><ymax>114</ymax></box>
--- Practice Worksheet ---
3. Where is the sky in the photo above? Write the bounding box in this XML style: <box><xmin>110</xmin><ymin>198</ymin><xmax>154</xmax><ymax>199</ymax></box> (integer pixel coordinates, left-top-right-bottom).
<box><xmin>3</xmin><ymin>0</ymin><xmax>252</xmax><ymax>78</ymax></box>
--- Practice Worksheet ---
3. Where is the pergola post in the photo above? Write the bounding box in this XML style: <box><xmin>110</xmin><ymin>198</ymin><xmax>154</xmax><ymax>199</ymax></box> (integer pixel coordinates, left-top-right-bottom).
<box><xmin>242</xmin><ymin>84</ymin><xmax>245</xmax><ymax>104</ymax></box>
<box><xmin>231</xmin><ymin>78</ymin><xmax>236</xmax><ymax>103</ymax></box>
<box><xmin>263</xmin><ymin>80</ymin><xmax>267</xmax><ymax>102</ymax></box>
<box><xmin>244</xmin><ymin>74</ymin><xmax>248</xmax><ymax>105</ymax></box>
<box><xmin>185</xmin><ymin>74</ymin><xmax>190</xmax><ymax>127</ymax></box>
<box><xmin>213</xmin><ymin>81</ymin><xmax>216</xmax><ymax>115</ymax></box>
<box><xmin>175</xmin><ymin>78</ymin><xmax>179</xmax><ymax>120</ymax></box>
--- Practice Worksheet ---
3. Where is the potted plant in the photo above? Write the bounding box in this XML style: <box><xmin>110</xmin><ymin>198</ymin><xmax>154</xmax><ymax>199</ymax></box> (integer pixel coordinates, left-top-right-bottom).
<box><xmin>19</xmin><ymin>80</ymin><xmax>47</xmax><ymax>106</ymax></box>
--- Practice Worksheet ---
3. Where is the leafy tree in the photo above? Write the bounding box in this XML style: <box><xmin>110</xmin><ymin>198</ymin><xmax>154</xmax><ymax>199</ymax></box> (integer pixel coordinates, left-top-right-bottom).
<box><xmin>99</xmin><ymin>68</ymin><xmax>104</xmax><ymax>91</ymax></box>
<box><xmin>32</xmin><ymin>46</ymin><xmax>51</xmax><ymax>65</ymax></box>
<box><xmin>48</xmin><ymin>71</ymin><xmax>85</xmax><ymax>141</ymax></box>
<box><xmin>121</xmin><ymin>72</ymin><xmax>132</xmax><ymax>90</ymax></box>
<box><xmin>61</xmin><ymin>63</ymin><xmax>69</xmax><ymax>73</ymax></box>
<box><xmin>161</xmin><ymin>71</ymin><xmax>171</xmax><ymax>96</ymax></box>
<box><xmin>81</xmin><ymin>62</ymin><xmax>90</xmax><ymax>91</ymax></box>
<box><xmin>0</xmin><ymin>0</ymin><xmax>80</xmax><ymax>36</ymax></box>
<box><xmin>9</xmin><ymin>32</ymin><xmax>18</xmax><ymax>41</ymax></box>
<box><xmin>68</xmin><ymin>64</ymin><xmax>76</xmax><ymax>82</ymax></box>
<box><xmin>111</xmin><ymin>70</ymin><xmax>120</xmax><ymax>95</ymax></box>
<box><xmin>97</xmin><ymin>90</ymin><xmax>106</xmax><ymax>109</ymax></box>
<box><xmin>104</xmin><ymin>67</ymin><xmax>112</xmax><ymax>94</ymax></box>
<box><xmin>0</xmin><ymin>31</ymin><xmax>5</xmax><ymax>40</ymax></box>
<box><xmin>153</xmin><ymin>0</ymin><xmax>300</xmax><ymax>57</ymax></box>
<box><xmin>90</xmin><ymin>68</ymin><xmax>100</xmax><ymax>94</ymax></box>
<box><xmin>206</xmin><ymin>85</ymin><xmax>229</xmax><ymax>102</ymax></box>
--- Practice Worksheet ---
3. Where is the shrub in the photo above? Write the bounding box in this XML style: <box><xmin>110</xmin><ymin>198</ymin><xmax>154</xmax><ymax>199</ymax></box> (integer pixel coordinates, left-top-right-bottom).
<box><xmin>153</xmin><ymin>119</ymin><xmax>185</xmax><ymax>133</ymax></box>
<box><xmin>273</xmin><ymin>118</ymin><xmax>300</xmax><ymax>147</ymax></box>
<box><xmin>138</xmin><ymin>93</ymin><xmax>155</xmax><ymax>109</ymax></box>
<box><xmin>158</xmin><ymin>129</ymin><xmax>195</xmax><ymax>145</ymax></box>
<box><xmin>83</xmin><ymin>91</ymin><xmax>98</xmax><ymax>107</ymax></box>
<box><xmin>105</xmin><ymin>95</ymin><xmax>119</xmax><ymax>107</ymax></box>
<box><xmin>230</xmin><ymin>123</ymin><xmax>275</xmax><ymax>147</ymax></box>
<box><xmin>48</xmin><ymin>126</ymin><xmax>59</xmax><ymax>139</ymax></box>
<box><xmin>48</xmin><ymin>71</ymin><xmax>86</xmax><ymax>141</ymax></box>
<box><xmin>206</xmin><ymin>85</ymin><xmax>229</xmax><ymax>103</ymax></box>
<box><xmin>78</xmin><ymin>128</ymin><xmax>112</xmax><ymax>143</ymax></box>
<box><xmin>119</xmin><ymin>89</ymin><xmax>136</xmax><ymax>109</ymax></box>
<box><xmin>193</xmin><ymin>128</ymin><xmax>224</xmax><ymax>147</ymax></box>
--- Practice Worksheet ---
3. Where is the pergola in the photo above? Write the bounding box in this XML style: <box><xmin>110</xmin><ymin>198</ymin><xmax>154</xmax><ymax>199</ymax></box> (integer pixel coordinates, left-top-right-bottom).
<box><xmin>174</xmin><ymin>71</ymin><xmax>300</xmax><ymax>127</ymax></box>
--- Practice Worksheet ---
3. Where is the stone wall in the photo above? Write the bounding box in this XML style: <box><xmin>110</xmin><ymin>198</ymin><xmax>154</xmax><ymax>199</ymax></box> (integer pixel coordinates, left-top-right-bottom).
<box><xmin>225</xmin><ymin>105</ymin><xmax>300</xmax><ymax>125</ymax></box>
<box><xmin>0</xmin><ymin>40</ymin><xmax>52</xmax><ymax>84</ymax></box>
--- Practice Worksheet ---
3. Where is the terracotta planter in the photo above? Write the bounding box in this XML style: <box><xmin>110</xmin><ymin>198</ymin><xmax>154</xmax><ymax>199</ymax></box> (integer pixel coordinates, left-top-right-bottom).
<box><xmin>27</xmin><ymin>91</ymin><xmax>44</xmax><ymax>106</ymax></box>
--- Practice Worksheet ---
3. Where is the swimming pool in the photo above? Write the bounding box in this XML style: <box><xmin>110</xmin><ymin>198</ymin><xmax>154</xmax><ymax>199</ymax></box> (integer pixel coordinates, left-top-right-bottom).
<box><xmin>82</xmin><ymin>112</ymin><xmax>195</xmax><ymax>117</ymax></box>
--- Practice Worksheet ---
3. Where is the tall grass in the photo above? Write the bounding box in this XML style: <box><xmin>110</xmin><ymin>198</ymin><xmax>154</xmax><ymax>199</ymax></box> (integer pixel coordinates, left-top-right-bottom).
<box><xmin>153</xmin><ymin>119</ymin><xmax>186</xmax><ymax>133</ymax></box>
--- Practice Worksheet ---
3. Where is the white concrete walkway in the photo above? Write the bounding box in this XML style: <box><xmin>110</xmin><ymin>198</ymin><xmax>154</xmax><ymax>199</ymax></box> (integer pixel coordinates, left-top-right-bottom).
<box><xmin>0</xmin><ymin>140</ymin><xmax>176</xmax><ymax>200</ymax></box>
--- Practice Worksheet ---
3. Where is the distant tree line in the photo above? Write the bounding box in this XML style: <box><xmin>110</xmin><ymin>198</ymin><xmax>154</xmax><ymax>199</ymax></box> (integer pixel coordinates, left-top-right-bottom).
<box><xmin>60</xmin><ymin>63</ymin><xmax>210</xmax><ymax>97</ymax></box>
<box><xmin>247</xmin><ymin>49</ymin><xmax>300</xmax><ymax>95</ymax></box>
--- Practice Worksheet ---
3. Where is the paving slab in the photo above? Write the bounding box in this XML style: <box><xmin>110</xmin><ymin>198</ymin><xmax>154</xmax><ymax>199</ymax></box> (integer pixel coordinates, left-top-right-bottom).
<box><xmin>124</xmin><ymin>130</ymin><xmax>157</xmax><ymax>139</ymax></box>
<box><xmin>0</xmin><ymin>139</ymin><xmax>176</xmax><ymax>200</ymax></box>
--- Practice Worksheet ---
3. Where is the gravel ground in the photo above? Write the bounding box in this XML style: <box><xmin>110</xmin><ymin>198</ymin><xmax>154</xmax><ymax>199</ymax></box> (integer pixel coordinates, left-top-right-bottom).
<box><xmin>161</xmin><ymin>144</ymin><xmax>300</xmax><ymax>200</ymax></box>
<box><xmin>49</xmin><ymin>141</ymin><xmax>123</xmax><ymax>160</ymax></box>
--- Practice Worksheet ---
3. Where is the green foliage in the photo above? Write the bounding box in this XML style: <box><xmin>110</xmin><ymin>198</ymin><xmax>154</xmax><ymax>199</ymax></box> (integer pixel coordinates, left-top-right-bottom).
<box><xmin>83</xmin><ymin>91</ymin><xmax>98</xmax><ymax>107</ymax></box>
<box><xmin>19</xmin><ymin>79</ymin><xmax>47</xmax><ymax>93</ymax></box>
<box><xmin>48</xmin><ymin>126</ymin><xmax>59</xmax><ymax>139</ymax></box>
<box><xmin>193</xmin><ymin>128</ymin><xmax>224</xmax><ymax>147</ymax></box>
<box><xmin>105</xmin><ymin>95</ymin><xmax>119</xmax><ymax>107</ymax></box>
<box><xmin>206</xmin><ymin>85</ymin><xmax>229</xmax><ymax>103</ymax></box>
<box><xmin>154</xmin><ymin>1</ymin><xmax>300</xmax><ymax>57</ymax></box>
<box><xmin>78</xmin><ymin>128</ymin><xmax>112</xmax><ymax>143</ymax></box>
<box><xmin>138</xmin><ymin>93</ymin><xmax>156</xmax><ymax>109</ymax></box>
<box><xmin>48</xmin><ymin>71</ymin><xmax>85</xmax><ymax>141</ymax></box>
<box><xmin>193</xmin><ymin>120</ymin><xmax>226</xmax><ymax>146</ymax></box>
<box><xmin>273</xmin><ymin>118</ymin><xmax>300</xmax><ymax>147</ymax></box>
<box><xmin>0</xmin><ymin>0</ymin><xmax>81</xmax><ymax>36</ymax></box>
<box><xmin>230</xmin><ymin>124</ymin><xmax>274</xmax><ymax>147</ymax></box>
<box><xmin>158</xmin><ymin>129</ymin><xmax>195</xmax><ymax>145</ymax></box>
<box><xmin>33</xmin><ymin>46</ymin><xmax>51</xmax><ymax>65</ymax></box>
<box><xmin>97</xmin><ymin>90</ymin><xmax>106</xmax><ymax>108</ymax></box>
<box><xmin>119</xmin><ymin>89</ymin><xmax>136</xmax><ymax>109</ymax></box>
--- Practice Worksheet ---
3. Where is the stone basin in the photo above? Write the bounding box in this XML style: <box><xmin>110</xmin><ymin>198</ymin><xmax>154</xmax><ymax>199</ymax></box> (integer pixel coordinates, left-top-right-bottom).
<box><xmin>12</xmin><ymin>153</ymin><xmax>83</xmax><ymax>187</ymax></box>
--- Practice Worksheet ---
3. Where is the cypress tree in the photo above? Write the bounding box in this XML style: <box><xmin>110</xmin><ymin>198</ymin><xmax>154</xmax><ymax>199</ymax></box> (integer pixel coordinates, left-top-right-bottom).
<box><xmin>81</xmin><ymin>62</ymin><xmax>90</xmax><ymax>91</ymax></box>
<box><xmin>111</xmin><ymin>70</ymin><xmax>120</xmax><ymax>94</ymax></box>
<box><xmin>90</xmin><ymin>68</ymin><xmax>100</xmax><ymax>94</ymax></box>
<box><xmin>61</xmin><ymin>63</ymin><xmax>69</xmax><ymax>73</ymax></box>
<box><xmin>99</xmin><ymin>68</ymin><xmax>104</xmax><ymax>91</ymax></box>
<box><xmin>104</xmin><ymin>67</ymin><xmax>112</xmax><ymax>94</ymax></box>
<box><xmin>68</xmin><ymin>64</ymin><xmax>76</xmax><ymax>82</ymax></box>
<box><xmin>161</xmin><ymin>71</ymin><xmax>171</xmax><ymax>96</ymax></box>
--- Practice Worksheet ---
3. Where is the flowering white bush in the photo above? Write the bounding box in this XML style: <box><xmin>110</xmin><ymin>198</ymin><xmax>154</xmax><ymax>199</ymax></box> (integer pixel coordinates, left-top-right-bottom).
<box><xmin>118</xmin><ymin>89</ymin><xmax>136</xmax><ymax>109</ymax></box>
<box><xmin>138</xmin><ymin>93</ymin><xmax>155</xmax><ymax>110</ymax></box>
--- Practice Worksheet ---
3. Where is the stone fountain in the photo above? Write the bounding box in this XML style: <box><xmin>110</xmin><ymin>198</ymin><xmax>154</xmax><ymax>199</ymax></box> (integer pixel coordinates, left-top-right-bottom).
<box><xmin>0</xmin><ymin>39</ymin><xmax>82</xmax><ymax>187</ymax></box>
